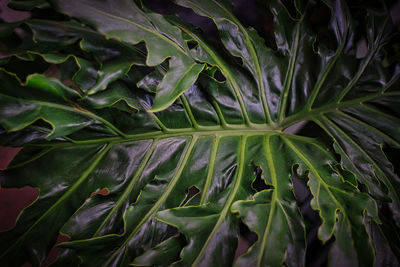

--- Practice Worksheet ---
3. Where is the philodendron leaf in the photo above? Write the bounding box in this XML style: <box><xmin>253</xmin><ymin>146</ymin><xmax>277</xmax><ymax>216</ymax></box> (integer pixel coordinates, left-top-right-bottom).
<box><xmin>0</xmin><ymin>70</ymin><xmax>127</xmax><ymax>139</ymax></box>
<box><xmin>1</xmin><ymin>0</ymin><xmax>400</xmax><ymax>266</ymax></box>
<box><xmin>24</xmin><ymin>19</ymin><xmax>147</xmax><ymax>93</ymax></box>
<box><xmin>48</xmin><ymin>0</ymin><xmax>205</xmax><ymax>111</ymax></box>
<box><xmin>177</xmin><ymin>0</ymin><xmax>400</xmax><ymax>229</ymax></box>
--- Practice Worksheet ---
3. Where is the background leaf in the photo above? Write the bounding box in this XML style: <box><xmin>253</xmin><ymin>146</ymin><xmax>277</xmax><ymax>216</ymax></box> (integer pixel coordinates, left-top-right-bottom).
<box><xmin>0</xmin><ymin>0</ymin><xmax>399</xmax><ymax>266</ymax></box>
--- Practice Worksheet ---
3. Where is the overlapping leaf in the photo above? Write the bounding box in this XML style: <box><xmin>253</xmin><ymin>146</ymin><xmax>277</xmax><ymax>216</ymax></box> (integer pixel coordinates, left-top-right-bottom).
<box><xmin>1</xmin><ymin>0</ymin><xmax>400</xmax><ymax>266</ymax></box>
<box><xmin>48</xmin><ymin>0</ymin><xmax>205</xmax><ymax>111</ymax></box>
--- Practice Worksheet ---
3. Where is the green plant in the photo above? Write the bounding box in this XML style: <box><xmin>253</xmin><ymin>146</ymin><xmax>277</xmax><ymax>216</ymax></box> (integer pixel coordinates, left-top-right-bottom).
<box><xmin>0</xmin><ymin>0</ymin><xmax>399</xmax><ymax>266</ymax></box>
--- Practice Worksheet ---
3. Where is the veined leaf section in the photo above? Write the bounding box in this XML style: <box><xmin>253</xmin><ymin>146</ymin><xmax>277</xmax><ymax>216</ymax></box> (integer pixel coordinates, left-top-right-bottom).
<box><xmin>49</xmin><ymin>0</ymin><xmax>204</xmax><ymax>112</ymax></box>
<box><xmin>174</xmin><ymin>0</ymin><xmax>274</xmax><ymax>124</ymax></box>
<box><xmin>315</xmin><ymin>106</ymin><xmax>400</xmax><ymax>226</ymax></box>
<box><xmin>0</xmin><ymin>128</ymin><xmax>378</xmax><ymax>266</ymax></box>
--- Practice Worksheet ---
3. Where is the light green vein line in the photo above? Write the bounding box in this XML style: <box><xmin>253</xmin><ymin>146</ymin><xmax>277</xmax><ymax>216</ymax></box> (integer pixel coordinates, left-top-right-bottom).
<box><xmin>337</xmin><ymin>110</ymin><xmax>400</xmax><ymax>147</ymax></box>
<box><xmin>7</xmin><ymin>147</ymin><xmax>55</xmax><ymax>169</ymax></box>
<box><xmin>257</xmin><ymin>134</ymin><xmax>277</xmax><ymax>266</ymax></box>
<box><xmin>382</xmin><ymin>71</ymin><xmax>400</xmax><ymax>93</ymax></box>
<box><xmin>283</xmin><ymin>139</ymin><xmax>348</xmax><ymax>240</ymax></box>
<box><xmin>284</xmin><ymin>134</ymin><xmax>333</xmax><ymax>158</ymax></box>
<box><xmin>183</xmin><ymin>1</ymin><xmax>273</xmax><ymax>124</ymax></box>
<box><xmin>79</xmin><ymin>2</ymin><xmax>187</xmax><ymax>55</ymax></box>
<box><xmin>284</xmin><ymin>134</ymin><xmax>360</xmax><ymax>196</ymax></box>
<box><xmin>307</xmin><ymin>120</ymin><xmax>380</xmax><ymax>198</ymax></box>
<box><xmin>180</xmin><ymin>95</ymin><xmax>199</xmax><ymax>129</ymax></box>
<box><xmin>211</xmin><ymin>99</ymin><xmax>228</xmax><ymax>127</ymax></box>
<box><xmin>278</xmin><ymin>22</ymin><xmax>301</xmax><ymax>122</ymax></box>
<box><xmin>105</xmin><ymin>136</ymin><xmax>198</xmax><ymax>266</ymax></box>
<box><xmin>280</xmin><ymin>91</ymin><xmax>400</xmax><ymax>129</ymax></box>
<box><xmin>192</xmin><ymin>135</ymin><xmax>247</xmax><ymax>266</ymax></box>
<box><xmin>145</xmin><ymin>110</ymin><xmax>168</xmax><ymax>132</ymax></box>
<box><xmin>0</xmin><ymin>93</ymin><xmax>126</xmax><ymax>137</ymax></box>
<box><xmin>0</xmin><ymin>143</ymin><xmax>112</xmax><ymax>260</ymax></box>
<box><xmin>200</xmin><ymin>135</ymin><xmax>220</xmax><ymax>204</ymax></box>
<box><xmin>26</xmin><ymin>126</ymin><xmax>280</xmax><ymax>148</ymax></box>
<box><xmin>208</xmin><ymin>0</ymin><xmax>273</xmax><ymax>124</ymax></box>
<box><xmin>282</xmin><ymin>137</ymin><xmax>350</xmax><ymax>224</ymax></box>
<box><xmin>362</xmin><ymin>104</ymin><xmax>400</xmax><ymax>127</ymax></box>
<box><xmin>136</xmin><ymin>89</ymin><xmax>169</xmax><ymax>132</ymax></box>
<box><xmin>336</xmin><ymin>17</ymin><xmax>389</xmax><ymax>102</ymax></box>
<box><xmin>305</xmin><ymin>28</ymin><xmax>348</xmax><ymax>110</ymax></box>
<box><xmin>319</xmin><ymin>116</ymin><xmax>400</xmax><ymax>206</ymax></box>
<box><xmin>180</xmin><ymin>28</ymin><xmax>252</xmax><ymax>126</ymax></box>
<box><xmin>281</xmin><ymin>132</ymin><xmax>321</xmax><ymax>144</ymax></box>
<box><xmin>154</xmin><ymin>65</ymin><xmax>200</xmax><ymax>129</ymax></box>
<box><xmin>93</xmin><ymin>140</ymin><xmax>158</xmax><ymax>236</ymax></box>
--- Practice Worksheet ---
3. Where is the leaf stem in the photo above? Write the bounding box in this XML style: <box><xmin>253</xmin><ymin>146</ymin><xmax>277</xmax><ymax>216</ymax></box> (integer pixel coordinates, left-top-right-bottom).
<box><xmin>28</xmin><ymin>125</ymin><xmax>279</xmax><ymax>148</ymax></box>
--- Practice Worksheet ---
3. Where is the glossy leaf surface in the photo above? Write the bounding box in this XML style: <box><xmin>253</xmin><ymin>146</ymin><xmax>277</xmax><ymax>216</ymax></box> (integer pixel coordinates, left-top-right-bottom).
<box><xmin>0</xmin><ymin>0</ymin><xmax>399</xmax><ymax>266</ymax></box>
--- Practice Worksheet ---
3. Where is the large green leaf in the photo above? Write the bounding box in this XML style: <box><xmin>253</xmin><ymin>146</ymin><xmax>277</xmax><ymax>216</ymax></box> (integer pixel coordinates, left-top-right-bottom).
<box><xmin>1</xmin><ymin>0</ymin><xmax>400</xmax><ymax>266</ymax></box>
<box><xmin>48</xmin><ymin>0</ymin><xmax>205</xmax><ymax>111</ymax></box>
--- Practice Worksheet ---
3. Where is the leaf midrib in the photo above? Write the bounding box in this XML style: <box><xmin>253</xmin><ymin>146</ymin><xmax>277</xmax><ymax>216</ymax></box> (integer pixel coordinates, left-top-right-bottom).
<box><xmin>4</xmin><ymin>83</ymin><xmax>398</xmax><ymax>150</ymax></box>
<box><xmin>28</xmin><ymin>126</ymin><xmax>279</xmax><ymax>147</ymax></box>
<box><xmin>22</xmin><ymin>89</ymin><xmax>399</xmax><ymax>149</ymax></box>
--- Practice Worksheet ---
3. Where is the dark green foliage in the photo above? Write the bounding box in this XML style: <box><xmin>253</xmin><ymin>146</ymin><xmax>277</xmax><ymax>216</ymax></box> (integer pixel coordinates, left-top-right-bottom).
<box><xmin>0</xmin><ymin>0</ymin><xmax>399</xmax><ymax>266</ymax></box>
